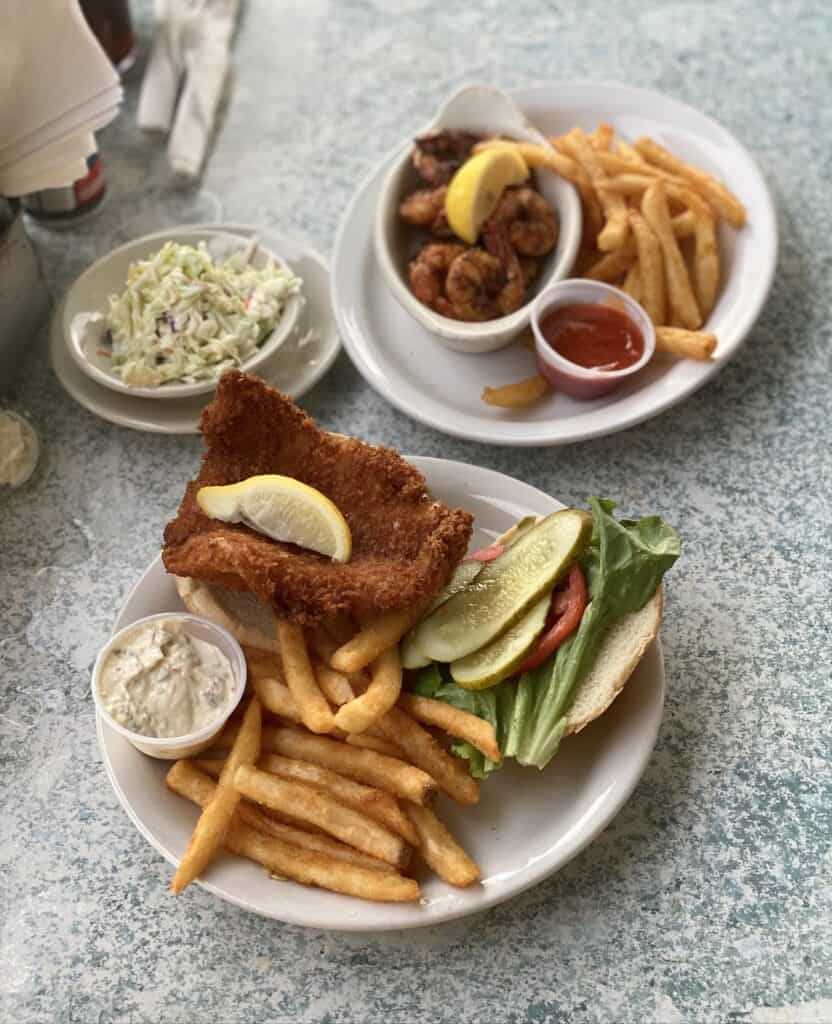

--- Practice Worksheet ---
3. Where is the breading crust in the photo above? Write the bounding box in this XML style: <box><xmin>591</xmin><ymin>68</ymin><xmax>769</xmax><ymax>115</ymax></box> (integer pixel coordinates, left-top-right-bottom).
<box><xmin>162</xmin><ymin>372</ymin><xmax>473</xmax><ymax>625</ymax></box>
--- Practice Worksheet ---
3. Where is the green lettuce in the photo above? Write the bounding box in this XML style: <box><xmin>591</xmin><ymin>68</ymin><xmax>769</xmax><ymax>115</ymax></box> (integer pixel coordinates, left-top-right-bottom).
<box><xmin>408</xmin><ymin>499</ymin><xmax>680</xmax><ymax>777</ymax></box>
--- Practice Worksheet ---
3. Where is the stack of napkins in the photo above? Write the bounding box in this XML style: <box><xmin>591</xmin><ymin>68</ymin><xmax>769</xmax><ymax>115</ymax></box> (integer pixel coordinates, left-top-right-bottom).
<box><xmin>0</xmin><ymin>0</ymin><xmax>122</xmax><ymax>197</ymax></box>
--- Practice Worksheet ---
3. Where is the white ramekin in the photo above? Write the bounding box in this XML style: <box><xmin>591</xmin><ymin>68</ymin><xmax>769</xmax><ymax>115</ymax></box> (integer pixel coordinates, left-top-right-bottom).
<box><xmin>373</xmin><ymin>83</ymin><xmax>582</xmax><ymax>354</ymax></box>
<box><xmin>91</xmin><ymin>612</ymin><xmax>247</xmax><ymax>760</ymax></box>
<box><xmin>531</xmin><ymin>279</ymin><xmax>656</xmax><ymax>399</ymax></box>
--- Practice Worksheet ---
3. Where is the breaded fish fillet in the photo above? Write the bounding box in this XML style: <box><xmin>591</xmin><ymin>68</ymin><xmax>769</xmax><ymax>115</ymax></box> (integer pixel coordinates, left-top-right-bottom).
<box><xmin>162</xmin><ymin>372</ymin><xmax>473</xmax><ymax>626</ymax></box>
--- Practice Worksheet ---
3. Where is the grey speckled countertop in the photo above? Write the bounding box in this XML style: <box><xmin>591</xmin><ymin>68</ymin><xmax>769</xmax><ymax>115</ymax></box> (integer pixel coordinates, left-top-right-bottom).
<box><xmin>1</xmin><ymin>1</ymin><xmax>830</xmax><ymax>1022</ymax></box>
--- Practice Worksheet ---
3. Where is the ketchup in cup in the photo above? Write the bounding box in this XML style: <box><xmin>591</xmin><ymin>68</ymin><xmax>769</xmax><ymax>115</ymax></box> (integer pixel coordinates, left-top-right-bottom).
<box><xmin>540</xmin><ymin>303</ymin><xmax>644</xmax><ymax>371</ymax></box>
<box><xmin>531</xmin><ymin>281</ymin><xmax>655</xmax><ymax>400</ymax></box>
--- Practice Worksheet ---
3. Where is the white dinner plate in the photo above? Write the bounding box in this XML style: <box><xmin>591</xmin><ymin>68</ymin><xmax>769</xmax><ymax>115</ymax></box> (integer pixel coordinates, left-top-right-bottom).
<box><xmin>331</xmin><ymin>80</ymin><xmax>777</xmax><ymax>446</ymax></box>
<box><xmin>98</xmin><ymin>458</ymin><xmax>665</xmax><ymax>931</ymax></box>
<box><xmin>51</xmin><ymin>224</ymin><xmax>340</xmax><ymax>433</ymax></box>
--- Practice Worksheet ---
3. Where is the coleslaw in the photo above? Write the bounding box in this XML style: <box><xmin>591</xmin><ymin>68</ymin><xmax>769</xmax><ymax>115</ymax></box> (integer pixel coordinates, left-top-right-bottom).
<box><xmin>106</xmin><ymin>241</ymin><xmax>302</xmax><ymax>386</ymax></box>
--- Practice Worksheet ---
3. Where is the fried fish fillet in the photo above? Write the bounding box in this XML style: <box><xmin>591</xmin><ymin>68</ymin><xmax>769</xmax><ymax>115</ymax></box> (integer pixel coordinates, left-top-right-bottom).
<box><xmin>162</xmin><ymin>372</ymin><xmax>473</xmax><ymax>626</ymax></box>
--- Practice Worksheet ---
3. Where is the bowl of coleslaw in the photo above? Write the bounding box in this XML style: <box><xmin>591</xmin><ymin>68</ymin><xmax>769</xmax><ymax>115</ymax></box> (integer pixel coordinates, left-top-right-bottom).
<box><xmin>63</xmin><ymin>227</ymin><xmax>304</xmax><ymax>399</ymax></box>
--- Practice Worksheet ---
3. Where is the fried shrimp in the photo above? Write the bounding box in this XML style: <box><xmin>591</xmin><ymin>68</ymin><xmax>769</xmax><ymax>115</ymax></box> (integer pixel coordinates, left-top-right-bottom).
<box><xmin>398</xmin><ymin>187</ymin><xmax>451</xmax><ymax>236</ymax></box>
<box><xmin>519</xmin><ymin>257</ymin><xmax>540</xmax><ymax>287</ymax></box>
<box><xmin>408</xmin><ymin>242</ymin><xmax>468</xmax><ymax>314</ymax></box>
<box><xmin>488</xmin><ymin>186</ymin><xmax>559</xmax><ymax>257</ymax></box>
<box><xmin>412</xmin><ymin>130</ymin><xmax>480</xmax><ymax>186</ymax></box>
<box><xmin>444</xmin><ymin>227</ymin><xmax>526</xmax><ymax>321</ymax></box>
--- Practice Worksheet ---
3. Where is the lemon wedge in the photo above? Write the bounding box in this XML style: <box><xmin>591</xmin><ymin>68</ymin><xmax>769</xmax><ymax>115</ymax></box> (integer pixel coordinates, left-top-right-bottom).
<box><xmin>197</xmin><ymin>475</ymin><xmax>352</xmax><ymax>562</ymax></box>
<box><xmin>445</xmin><ymin>147</ymin><xmax>529</xmax><ymax>244</ymax></box>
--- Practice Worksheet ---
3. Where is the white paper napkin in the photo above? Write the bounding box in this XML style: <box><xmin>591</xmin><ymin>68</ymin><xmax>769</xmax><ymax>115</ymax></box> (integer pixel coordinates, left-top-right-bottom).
<box><xmin>0</xmin><ymin>0</ymin><xmax>122</xmax><ymax>196</ymax></box>
<box><xmin>138</xmin><ymin>0</ymin><xmax>239</xmax><ymax>183</ymax></box>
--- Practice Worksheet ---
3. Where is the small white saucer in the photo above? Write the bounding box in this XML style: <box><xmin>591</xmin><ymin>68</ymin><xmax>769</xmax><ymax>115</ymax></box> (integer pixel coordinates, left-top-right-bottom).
<box><xmin>51</xmin><ymin>224</ymin><xmax>340</xmax><ymax>433</ymax></box>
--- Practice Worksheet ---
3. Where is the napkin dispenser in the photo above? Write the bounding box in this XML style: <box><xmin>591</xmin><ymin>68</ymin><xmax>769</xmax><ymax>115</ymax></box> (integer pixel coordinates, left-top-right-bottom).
<box><xmin>0</xmin><ymin>202</ymin><xmax>50</xmax><ymax>391</ymax></box>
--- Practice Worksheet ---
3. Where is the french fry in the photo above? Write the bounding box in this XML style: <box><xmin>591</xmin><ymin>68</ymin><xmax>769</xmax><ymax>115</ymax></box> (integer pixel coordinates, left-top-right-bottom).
<box><xmin>170</xmin><ymin>697</ymin><xmax>262</xmax><ymax>894</ymax></box>
<box><xmin>595</xmin><ymin>150</ymin><xmax>690</xmax><ymax>189</ymax></box>
<box><xmin>641</xmin><ymin>181</ymin><xmax>701</xmax><ymax>330</ymax></box>
<box><xmin>590</xmin><ymin>122</ymin><xmax>614</xmax><ymax>151</ymax></box>
<box><xmin>236</xmin><ymin>819</ymin><xmax>417</xmax><ymax>901</ymax></box>
<box><xmin>584</xmin><ymin>242</ymin><xmax>637</xmax><ymax>282</ymax></box>
<box><xmin>614</xmin><ymin>139</ymin><xmax>649</xmax><ymax>166</ymax></box>
<box><xmin>397</xmin><ymin>693</ymin><xmax>501</xmax><ymax>762</ymax></box>
<box><xmin>598</xmin><ymin>178</ymin><xmax>697</xmax><ymax>241</ymax></box>
<box><xmin>377</xmin><ymin>707</ymin><xmax>479</xmax><ymax>806</ymax></box>
<box><xmin>334</xmin><ymin>646</ymin><xmax>402</xmax><ymax>734</ymax></box>
<box><xmin>404</xmin><ymin>804</ymin><xmax>480</xmax><ymax>888</ymax></box>
<box><xmin>561</xmin><ymin>129</ymin><xmax>628</xmax><ymax>251</ymax></box>
<box><xmin>634</xmin><ymin>137</ymin><xmax>747</xmax><ymax>227</ymax></box>
<box><xmin>346</xmin><ymin>733</ymin><xmax>405</xmax><ymax>759</ymax></box>
<box><xmin>263</xmin><ymin>727</ymin><xmax>438</xmax><ymax>805</ymax></box>
<box><xmin>234</xmin><ymin>765</ymin><xmax>409</xmax><ymax>868</ymax></box>
<box><xmin>549</xmin><ymin>133</ymin><xmax>570</xmax><ymax>154</ymax></box>
<box><xmin>671</xmin><ymin>208</ymin><xmax>696</xmax><ymax>240</ymax></box>
<box><xmin>238</xmin><ymin>803</ymin><xmax>396</xmax><ymax>873</ymax></box>
<box><xmin>258</xmin><ymin>752</ymin><xmax>418</xmax><ymax>846</ymax></box>
<box><xmin>602</xmin><ymin>173</ymin><xmax>688</xmax><ymax>208</ymax></box>
<box><xmin>686</xmin><ymin>192</ymin><xmax>720</xmax><ymax>319</ymax></box>
<box><xmin>251</xmin><ymin>676</ymin><xmax>303</xmax><ymax>724</ymax></box>
<box><xmin>194</xmin><ymin>759</ymin><xmax>329</xmax><ymax>833</ymax></box>
<box><xmin>330</xmin><ymin>609</ymin><xmax>414</xmax><ymax>674</ymax></box>
<box><xmin>628</xmin><ymin>210</ymin><xmax>666</xmax><ymax>325</ymax></box>
<box><xmin>309</xmin><ymin>631</ymin><xmax>366</xmax><ymax>703</ymax></box>
<box><xmin>601</xmin><ymin>173</ymin><xmax>658</xmax><ymax>199</ymax></box>
<box><xmin>166</xmin><ymin>762</ymin><xmax>418</xmax><ymax>902</ymax></box>
<box><xmin>276</xmin><ymin>619</ymin><xmax>334</xmax><ymax>734</ymax></box>
<box><xmin>621</xmin><ymin>262</ymin><xmax>642</xmax><ymax>302</ymax></box>
<box><xmin>481</xmin><ymin>374</ymin><xmax>551</xmax><ymax>408</ymax></box>
<box><xmin>313</xmin><ymin>658</ymin><xmax>355</xmax><ymax>707</ymax></box>
<box><xmin>655</xmin><ymin>326</ymin><xmax>717</xmax><ymax>360</ymax></box>
<box><xmin>175</xmin><ymin>576</ymin><xmax>278</xmax><ymax>653</ymax></box>
<box><xmin>184</xmin><ymin>760</ymin><xmax>396</xmax><ymax>873</ymax></box>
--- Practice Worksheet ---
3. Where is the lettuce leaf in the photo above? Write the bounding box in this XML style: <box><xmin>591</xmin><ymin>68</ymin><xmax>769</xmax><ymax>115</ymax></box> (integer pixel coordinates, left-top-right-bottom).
<box><xmin>407</xmin><ymin>499</ymin><xmax>680</xmax><ymax>777</ymax></box>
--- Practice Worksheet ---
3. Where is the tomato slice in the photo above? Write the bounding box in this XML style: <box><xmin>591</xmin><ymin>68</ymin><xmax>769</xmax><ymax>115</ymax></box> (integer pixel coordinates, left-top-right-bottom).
<box><xmin>515</xmin><ymin>563</ymin><xmax>587</xmax><ymax>673</ymax></box>
<box><xmin>468</xmin><ymin>542</ymin><xmax>504</xmax><ymax>563</ymax></box>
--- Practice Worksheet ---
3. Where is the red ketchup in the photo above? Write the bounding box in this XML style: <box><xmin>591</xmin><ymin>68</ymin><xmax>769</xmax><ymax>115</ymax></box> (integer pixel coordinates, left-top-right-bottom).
<box><xmin>539</xmin><ymin>303</ymin><xmax>644</xmax><ymax>371</ymax></box>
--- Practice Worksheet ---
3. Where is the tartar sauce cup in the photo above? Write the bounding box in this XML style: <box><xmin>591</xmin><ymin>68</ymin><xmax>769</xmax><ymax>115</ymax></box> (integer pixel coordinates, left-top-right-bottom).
<box><xmin>91</xmin><ymin>612</ymin><xmax>248</xmax><ymax>760</ymax></box>
<box><xmin>531</xmin><ymin>279</ymin><xmax>656</xmax><ymax>400</ymax></box>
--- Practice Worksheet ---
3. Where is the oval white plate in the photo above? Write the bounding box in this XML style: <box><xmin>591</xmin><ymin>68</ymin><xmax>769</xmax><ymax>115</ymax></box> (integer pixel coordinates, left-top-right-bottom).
<box><xmin>332</xmin><ymin>80</ymin><xmax>777</xmax><ymax>446</ymax></box>
<box><xmin>98</xmin><ymin>458</ymin><xmax>665</xmax><ymax>930</ymax></box>
<box><xmin>51</xmin><ymin>225</ymin><xmax>341</xmax><ymax>434</ymax></box>
<box><xmin>64</xmin><ymin>227</ymin><xmax>302</xmax><ymax>399</ymax></box>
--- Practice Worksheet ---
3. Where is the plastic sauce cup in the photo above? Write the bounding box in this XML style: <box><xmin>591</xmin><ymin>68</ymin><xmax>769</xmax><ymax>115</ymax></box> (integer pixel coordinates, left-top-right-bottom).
<box><xmin>91</xmin><ymin>612</ymin><xmax>247</xmax><ymax>760</ymax></box>
<box><xmin>531</xmin><ymin>279</ymin><xmax>656</xmax><ymax>400</ymax></box>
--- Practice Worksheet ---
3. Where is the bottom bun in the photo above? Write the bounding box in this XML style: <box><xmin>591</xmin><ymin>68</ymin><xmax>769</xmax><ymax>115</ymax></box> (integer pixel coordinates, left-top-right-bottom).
<box><xmin>564</xmin><ymin>585</ymin><xmax>663</xmax><ymax>736</ymax></box>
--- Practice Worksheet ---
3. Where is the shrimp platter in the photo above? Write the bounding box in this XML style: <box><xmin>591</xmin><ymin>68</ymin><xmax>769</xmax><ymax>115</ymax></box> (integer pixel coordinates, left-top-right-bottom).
<box><xmin>397</xmin><ymin>130</ymin><xmax>559</xmax><ymax>323</ymax></box>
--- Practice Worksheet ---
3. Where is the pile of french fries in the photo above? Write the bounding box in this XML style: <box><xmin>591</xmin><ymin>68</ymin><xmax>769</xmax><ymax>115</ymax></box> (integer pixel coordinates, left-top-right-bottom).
<box><xmin>168</xmin><ymin>606</ymin><xmax>498</xmax><ymax>902</ymax></box>
<box><xmin>477</xmin><ymin>125</ymin><xmax>748</xmax><ymax>408</ymax></box>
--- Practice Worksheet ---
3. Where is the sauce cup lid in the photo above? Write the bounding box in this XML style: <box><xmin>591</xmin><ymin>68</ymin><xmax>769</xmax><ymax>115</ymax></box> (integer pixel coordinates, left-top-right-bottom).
<box><xmin>91</xmin><ymin>612</ymin><xmax>248</xmax><ymax>752</ymax></box>
<box><xmin>531</xmin><ymin>279</ymin><xmax>656</xmax><ymax>381</ymax></box>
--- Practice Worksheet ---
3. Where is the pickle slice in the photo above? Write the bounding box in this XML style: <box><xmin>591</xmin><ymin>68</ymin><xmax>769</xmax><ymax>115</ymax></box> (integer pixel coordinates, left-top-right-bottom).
<box><xmin>400</xmin><ymin>561</ymin><xmax>484</xmax><ymax>669</ymax></box>
<box><xmin>427</xmin><ymin>560</ymin><xmax>484</xmax><ymax>615</ymax></box>
<box><xmin>450</xmin><ymin>593</ymin><xmax>550</xmax><ymax>690</ymax></box>
<box><xmin>413</xmin><ymin>509</ymin><xmax>592</xmax><ymax>663</ymax></box>
<box><xmin>400</xmin><ymin>629</ymin><xmax>432</xmax><ymax>670</ymax></box>
<box><xmin>399</xmin><ymin>516</ymin><xmax>547</xmax><ymax>670</ymax></box>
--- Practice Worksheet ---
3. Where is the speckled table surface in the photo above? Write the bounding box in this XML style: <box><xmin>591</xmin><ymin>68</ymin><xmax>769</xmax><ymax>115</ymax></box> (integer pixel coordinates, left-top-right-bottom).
<box><xmin>2</xmin><ymin>1</ymin><xmax>830</xmax><ymax>1022</ymax></box>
